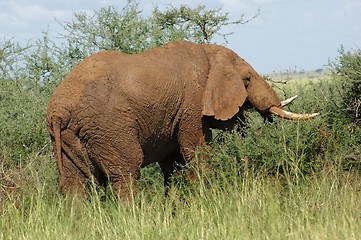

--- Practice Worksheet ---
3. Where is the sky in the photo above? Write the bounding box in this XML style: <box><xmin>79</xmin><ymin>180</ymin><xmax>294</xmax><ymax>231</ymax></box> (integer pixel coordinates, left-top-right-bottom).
<box><xmin>0</xmin><ymin>0</ymin><xmax>360</xmax><ymax>74</ymax></box>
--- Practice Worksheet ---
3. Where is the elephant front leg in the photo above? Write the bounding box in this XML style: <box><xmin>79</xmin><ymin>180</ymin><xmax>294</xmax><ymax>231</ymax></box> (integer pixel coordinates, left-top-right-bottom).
<box><xmin>177</xmin><ymin>119</ymin><xmax>211</xmax><ymax>182</ymax></box>
<box><xmin>110</xmin><ymin>166</ymin><xmax>141</xmax><ymax>201</ymax></box>
<box><xmin>158</xmin><ymin>150</ymin><xmax>186</xmax><ymax>195</ymax></box>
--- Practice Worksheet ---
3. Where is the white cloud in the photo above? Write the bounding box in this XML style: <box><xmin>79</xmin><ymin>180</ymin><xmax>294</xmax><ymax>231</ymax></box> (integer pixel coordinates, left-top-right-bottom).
<box><xmin>13</xmin><ymin>4</ymin><xmax>67</xmax><ymax>21</ymax></box>
<box><xmin>217</xmin><ymin>0</ymin><xmax>252</xmax><ymax>12</ymax></box>
<box><xmin>252</xmin><ymin>0</ymin><xmax>291</xmax><ymax>4</ymax></box>
<box><xmin>217</xmin><ymin>0</ymin><xmax>293</xmax><ymax>9</ymax></box>
<box><xmin>0</xmin><ymin>1</ymin><xmax>71</xmax><ymax>28</ymax></box>
<box><xmin>333</xmin><ymin>0</ymin><xmax>361</xmax><ymax>19</ymax></box>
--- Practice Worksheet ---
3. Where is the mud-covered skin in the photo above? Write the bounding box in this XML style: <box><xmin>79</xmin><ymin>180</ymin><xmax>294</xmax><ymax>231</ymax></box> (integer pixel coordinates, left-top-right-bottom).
<box><xmin>47</xmin><ymin>41</ymin><xmax>281</xmax><ymax>199</ymax></box>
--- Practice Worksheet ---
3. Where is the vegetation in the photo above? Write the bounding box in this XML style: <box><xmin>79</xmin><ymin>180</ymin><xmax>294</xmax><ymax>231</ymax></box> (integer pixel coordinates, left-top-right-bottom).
<box><xmin>1</xmin><ymin>1</ymin><xmax>361</xmax><ymax>239</ymax></box>
<box><xmin>152</xmin><ymin>5</ymin><xmax>259</xmax><ymax>44</ymax></box>
<box><xmin>2</xmin><ymin>163</ymin><xmax>361</xmax><ymax>239</ymax></box>
<box><xmin>329</xmin><ymin>46</ymin><xmax>361</xmax><ymax>124</ymax></box>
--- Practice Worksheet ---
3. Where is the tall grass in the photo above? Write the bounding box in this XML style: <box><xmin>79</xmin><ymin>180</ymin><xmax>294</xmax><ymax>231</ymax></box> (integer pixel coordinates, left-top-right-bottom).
<box><xmin>2</xmin><ymin>156</ymin><xmax>361</xmax><ymax>239</ymax></box>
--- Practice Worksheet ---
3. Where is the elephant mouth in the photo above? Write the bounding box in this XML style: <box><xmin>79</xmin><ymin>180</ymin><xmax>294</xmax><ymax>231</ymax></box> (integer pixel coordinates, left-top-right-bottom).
<box><xmin>268</xmin><ymin>95</ymin><xmax>320</xmax><ymax>120</ymax></box>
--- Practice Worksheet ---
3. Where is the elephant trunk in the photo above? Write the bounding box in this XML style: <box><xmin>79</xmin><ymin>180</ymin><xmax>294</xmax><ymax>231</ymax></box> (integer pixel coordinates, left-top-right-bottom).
<box><xmin>248</xmin><ymin>76</ymin><xmax>319</xmax><ymax>120</ymax></box>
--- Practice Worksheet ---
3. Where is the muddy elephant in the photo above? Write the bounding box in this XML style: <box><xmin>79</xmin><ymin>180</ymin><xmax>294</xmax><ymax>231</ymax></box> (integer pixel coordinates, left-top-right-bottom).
<box><xmin>47</xmin><ymin>40</ymin><xmax>318</xmax><ymax>199</ymax></box>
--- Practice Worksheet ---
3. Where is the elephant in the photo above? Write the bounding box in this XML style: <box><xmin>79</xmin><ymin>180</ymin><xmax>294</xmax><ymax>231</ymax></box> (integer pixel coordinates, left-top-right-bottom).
<box><xmin>46</xmin><ymin>40</ymin><xmax>318</xmax><ymax>199</ymax></box>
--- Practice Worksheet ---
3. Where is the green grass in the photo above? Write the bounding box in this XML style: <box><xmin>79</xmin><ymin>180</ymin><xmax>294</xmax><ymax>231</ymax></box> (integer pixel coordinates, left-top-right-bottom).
<box><xmin>2</xmin><ymin>160</ymin><xmax>361</xmax><ymax>239</ymax></box>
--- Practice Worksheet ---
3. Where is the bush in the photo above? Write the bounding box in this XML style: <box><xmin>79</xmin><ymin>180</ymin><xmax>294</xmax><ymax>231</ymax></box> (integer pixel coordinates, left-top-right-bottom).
<box><xmin>329</xmin><ymin>46</ymin><xmax>361</xmax><ymax>123</ymax></box>
<box><xmin>202</xmin><ymin>78</ymin><xmax>361</xmax><ymax>183</ymax></box>
<box><xmin>0</xmin><ymin>35</ymin><xmax>61</xmax><ymax>163</ymax></box>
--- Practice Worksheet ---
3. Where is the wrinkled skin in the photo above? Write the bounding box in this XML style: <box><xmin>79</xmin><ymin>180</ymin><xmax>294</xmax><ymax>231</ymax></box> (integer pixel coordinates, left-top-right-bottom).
<box><xmin>47</xmin><ymin>41</ymin><xmax>283</xmax><ymax>199</ymax></box>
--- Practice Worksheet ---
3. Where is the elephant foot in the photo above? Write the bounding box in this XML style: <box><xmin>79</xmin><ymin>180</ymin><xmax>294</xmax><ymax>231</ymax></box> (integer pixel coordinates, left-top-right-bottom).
<box><xmin>112</xmin><ymin>179</ymin><xmax>138</xmax><ymax>201</ymax></box>
<box><xmin>59</xmin><ymin>177</ymin><xmax>88</xmax><ymax>198</ymax></box>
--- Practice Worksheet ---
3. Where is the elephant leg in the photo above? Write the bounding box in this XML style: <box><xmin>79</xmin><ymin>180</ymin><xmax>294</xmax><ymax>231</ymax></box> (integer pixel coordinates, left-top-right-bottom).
<box><xmin>59</xmin><ymin>151</ymin><xmax>89</xmax><ymax>196</ymax></box>
<box><xmin>56</xmin><ymin>129</ymin><xmax>98</xmax><ymax>197</ymax></box>
<box><xmin>87</xmin><ymin>136</ymin><xmax>143</xmax><ymax>200</ymax></box>
<box><xmin>158</xmin><ymin>150</ymin><xmax>185</xmax><ymax>193</ymax></box>
<box><xmin>111</xmin><ymin>166</ymin><xmax>142</xmax><ymax>201</ymax></box>
<box><xmin>177</xmin><ymin>118</ymin><xmax>211</xmax><ymax>182</ymax></box>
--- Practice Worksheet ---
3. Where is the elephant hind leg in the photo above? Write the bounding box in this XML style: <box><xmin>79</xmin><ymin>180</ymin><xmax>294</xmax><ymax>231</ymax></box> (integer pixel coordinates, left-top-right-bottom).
<box><xmin>59</xmin><ymin>151</ymin><xmax>89</xmax><ymax>196</ymax></box>
<box><xmin>58</xmin><ymin>130</ymin><xmax>96</xmax><ymax>197</ymax></box>
<box><xmin>87</xmin><ymin>137</ymin><xmax>144</xmax><ymax>200</ymax></box>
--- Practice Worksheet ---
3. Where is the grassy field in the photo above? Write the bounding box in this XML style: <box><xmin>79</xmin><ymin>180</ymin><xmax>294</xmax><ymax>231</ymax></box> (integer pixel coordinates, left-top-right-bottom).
<box><xmin>2</xmin><ymin>157</ymin><xmax>361</xmax><ymax>239</ymax></box>
<box><xmin>267</xmin><ymin>69</ymin><xmax>331</xmax><ymax>82</ymax></box>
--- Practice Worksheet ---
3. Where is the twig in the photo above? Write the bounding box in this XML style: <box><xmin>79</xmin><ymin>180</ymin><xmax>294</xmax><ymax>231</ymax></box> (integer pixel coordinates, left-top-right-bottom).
<box><xmin>267</xmin><ymin>78</ymin><xmax>289</xmax><ymax>85</ymax></box>
<box><xmin>327</xmin><ymin>177</ymin><xmax>337</xmax><ymax>202</ymax></box>
<box><xmin>354</xmin><ymin>99</ymin><xmax>360</xmax><ymax>119</ymax></box>
<box><xmin>35</xmin><ymin>142</ymin><xmax>50</xmax><ymax>157</ymax></box>
<box><xmin>2</xmin><ymin>185</ymin><xmax>21</xmax><ymax>210</ymax></box>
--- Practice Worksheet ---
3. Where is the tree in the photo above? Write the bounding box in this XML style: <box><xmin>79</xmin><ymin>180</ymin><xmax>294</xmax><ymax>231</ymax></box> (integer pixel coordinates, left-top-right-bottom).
<box><xmin>57</xmin><ymin>0</ymin><xmax>258</xmax><ymax>57</ymax></box>
<box><xmin>58</xmin><ymin>1</ymin><xmax>150</xmax><ymax>56</ymax></box>
<box><xmin>0</xmin><ymin>38</ymin><xmax>27</xmax><ymax>80</ymax></box>
<box><xmin>152</xmin><ymin>5</ymin><xmax>259</xmax><ymax>44</ymax></box>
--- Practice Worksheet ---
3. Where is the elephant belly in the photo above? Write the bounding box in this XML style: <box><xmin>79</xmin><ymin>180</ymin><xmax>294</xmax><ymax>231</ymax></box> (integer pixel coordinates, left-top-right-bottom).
<box><xmin>141</xmin><ymin>137</ymin><xmax>179</xmax><ymax>167</ymax></box>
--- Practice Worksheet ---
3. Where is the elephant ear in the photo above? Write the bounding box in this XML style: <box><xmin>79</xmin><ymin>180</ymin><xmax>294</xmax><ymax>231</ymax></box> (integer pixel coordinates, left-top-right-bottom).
<box><xmin>202</xmin><ymin>49</ymin><xmax>247</xmax><ymax>121</ymax></box>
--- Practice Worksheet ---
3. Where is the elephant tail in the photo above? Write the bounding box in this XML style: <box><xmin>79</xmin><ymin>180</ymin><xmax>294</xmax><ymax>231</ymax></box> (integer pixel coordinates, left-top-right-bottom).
<box><xmin>52</xmin><ymin>116</ymin><xmax>64</xmax><ymax>176</ymax></box>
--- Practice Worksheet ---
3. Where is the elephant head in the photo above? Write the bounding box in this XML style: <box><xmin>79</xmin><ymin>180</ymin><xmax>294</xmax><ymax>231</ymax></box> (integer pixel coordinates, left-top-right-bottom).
<box><xmin>201</xmin><ymin>44</ymin><xmax>319</xmax><ymax>122</ymax></box>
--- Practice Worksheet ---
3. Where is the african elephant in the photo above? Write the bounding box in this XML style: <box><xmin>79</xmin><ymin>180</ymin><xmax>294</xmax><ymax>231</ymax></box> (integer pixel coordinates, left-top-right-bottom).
<box><xmin>47</xmin><ymin>40</ymin><xmax>318</xmax><ymax>199</ymax></box>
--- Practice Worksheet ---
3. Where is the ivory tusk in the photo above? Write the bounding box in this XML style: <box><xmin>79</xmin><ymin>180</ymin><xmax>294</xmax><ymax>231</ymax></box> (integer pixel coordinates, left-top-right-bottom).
<box><xmin>281</xmin><ymin>95</ymin><xmax>298</xmax><ymax>107</ymax></box>
<box><xmin>269</xmin><ymin>106</ymin><xmax>320</xmax><ymax>120</ymax></box>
